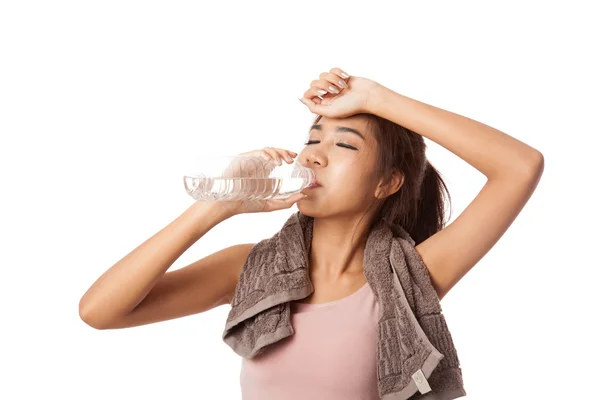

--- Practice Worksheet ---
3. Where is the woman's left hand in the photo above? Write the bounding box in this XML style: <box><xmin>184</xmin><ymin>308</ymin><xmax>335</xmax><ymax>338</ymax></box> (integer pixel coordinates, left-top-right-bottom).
<box><xmin>299</xmin><ymin>67</ymin><xmax>380</xmax><ymax>118</ymax></box>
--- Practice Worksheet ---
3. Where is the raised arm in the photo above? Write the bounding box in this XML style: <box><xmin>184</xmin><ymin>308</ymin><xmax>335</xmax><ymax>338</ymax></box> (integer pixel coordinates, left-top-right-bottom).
<box><xmin>367</xmin><ymin>84</ymin><xmax>544</xmax><ymax>300</ymax></box>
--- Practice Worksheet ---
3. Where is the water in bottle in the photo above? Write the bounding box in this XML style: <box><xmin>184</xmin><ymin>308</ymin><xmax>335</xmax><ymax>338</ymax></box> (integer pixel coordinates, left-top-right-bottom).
<box><xmin>183</xmin><ymin>155</ymin><xmax>315</xmax><ymax>201</ymax></box>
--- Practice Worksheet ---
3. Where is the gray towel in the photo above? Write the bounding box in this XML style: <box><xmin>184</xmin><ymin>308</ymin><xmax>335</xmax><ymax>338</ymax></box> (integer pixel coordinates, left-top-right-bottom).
<box><xmin>223</xmin><ymin>211</ymin><xmax>466</xmax><ymax>400</ymax></box>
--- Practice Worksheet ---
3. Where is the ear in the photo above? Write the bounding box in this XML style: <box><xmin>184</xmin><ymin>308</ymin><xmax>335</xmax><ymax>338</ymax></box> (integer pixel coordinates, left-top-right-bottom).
<box><xmin>375</xmin><ymin>170</ymin><xmax>404</xmax><ymax>199</ymax></box>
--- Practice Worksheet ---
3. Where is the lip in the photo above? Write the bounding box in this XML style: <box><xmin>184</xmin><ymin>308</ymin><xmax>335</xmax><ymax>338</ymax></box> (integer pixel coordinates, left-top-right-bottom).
<box><xmin>307</xmin><ymin>179</ymin><xmax>322</xmax><ymax>188</ymax></box>
<box><xmin>304</xmin><ymin>182</ymin><xmax>321</xmax><ymax>191</ymax></box>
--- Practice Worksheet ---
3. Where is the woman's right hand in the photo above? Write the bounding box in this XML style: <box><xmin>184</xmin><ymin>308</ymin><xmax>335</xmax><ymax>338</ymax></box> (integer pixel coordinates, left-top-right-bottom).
<box><xmin>217</xmin><ymin>147</ymin><xmax>308</xmax><ymax>215</ymax></box>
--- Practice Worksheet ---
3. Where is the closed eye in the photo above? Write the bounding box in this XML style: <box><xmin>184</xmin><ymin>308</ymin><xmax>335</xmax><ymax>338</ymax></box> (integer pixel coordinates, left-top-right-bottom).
<box><xmin>303</xmin><ymin>140</ymin><xmax>357</xmax><ymax>150</ymax></box>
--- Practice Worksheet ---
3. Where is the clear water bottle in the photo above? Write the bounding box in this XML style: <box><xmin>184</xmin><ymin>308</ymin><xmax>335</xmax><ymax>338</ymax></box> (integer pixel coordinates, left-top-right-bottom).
<box><xmin>183</xmin><ymin>155</ymin><xmax>316</xmax><ymax>201</ymax></box>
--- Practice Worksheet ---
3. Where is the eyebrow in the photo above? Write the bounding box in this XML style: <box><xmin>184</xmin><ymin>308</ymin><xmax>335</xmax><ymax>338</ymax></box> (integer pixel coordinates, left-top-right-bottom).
<box><xmin>310</xmin><ymin>124</ymin><xmax>365</xmax><ymax>141</ymax></box>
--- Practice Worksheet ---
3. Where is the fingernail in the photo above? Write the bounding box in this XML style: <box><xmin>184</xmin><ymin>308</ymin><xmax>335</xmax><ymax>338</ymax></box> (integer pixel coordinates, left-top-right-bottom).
<box><xmin>329</xmin><ymin>85</ymin><xmax>340</xmax><ymax>94</ymax></box>
<box><xmin>338</xmin><ymin>80</ymin><xmax>348</xmax><ymax>89</ymax></box>
<box><xmin>340</xmin><ymin>71</ymin><xmax>350</xmax><ymax>79</ymax></box>
<box><xmin>316</xmin><ymin>89</ymin><xmax>327</xmax><ymax>95</ymax></box>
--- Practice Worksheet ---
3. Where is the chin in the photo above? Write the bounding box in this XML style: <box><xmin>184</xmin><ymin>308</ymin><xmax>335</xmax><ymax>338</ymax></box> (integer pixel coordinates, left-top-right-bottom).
<box><xmin>296</xmin><ymin>203</ymin><xmax>317</xmax><ymax>217</ymax></box>
<box><xmin>297</xmin><ymin>203</ymin><xmax>332</xmax><ymax>219</ymax></box>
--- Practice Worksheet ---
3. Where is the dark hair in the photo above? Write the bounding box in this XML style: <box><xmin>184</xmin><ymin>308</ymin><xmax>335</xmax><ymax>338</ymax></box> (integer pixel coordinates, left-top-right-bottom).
<box><xmin>312</xmin><ymin>113</ymin><xmax>452</xmax><ymax>246</ymax></box>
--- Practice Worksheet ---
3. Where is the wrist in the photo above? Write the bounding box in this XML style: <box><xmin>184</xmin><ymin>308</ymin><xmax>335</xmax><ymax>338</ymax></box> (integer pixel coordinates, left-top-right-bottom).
<box><xmin>365</xmin><ymin>83</ymin><xmax>391</xmax><ymax>116</ymax></box>
<box><xmin>187</xmin><ymin>201</ymin><xmax>236</xmax><ymax>222</ymax></box>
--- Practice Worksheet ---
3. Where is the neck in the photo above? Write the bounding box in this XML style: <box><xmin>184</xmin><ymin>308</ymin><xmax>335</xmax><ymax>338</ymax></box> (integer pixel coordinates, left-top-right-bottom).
<box><xmin>308</xmin><ymin>214</ymin><xmax>374</xmax><ymax>282</ymax></box>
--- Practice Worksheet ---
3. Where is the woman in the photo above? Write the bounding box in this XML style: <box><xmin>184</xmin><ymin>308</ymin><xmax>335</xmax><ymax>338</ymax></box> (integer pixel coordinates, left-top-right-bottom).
<box><xmin>79</xmin><ymin>67</ymin><xmax>544</xmax><ymax>398</ymax></box>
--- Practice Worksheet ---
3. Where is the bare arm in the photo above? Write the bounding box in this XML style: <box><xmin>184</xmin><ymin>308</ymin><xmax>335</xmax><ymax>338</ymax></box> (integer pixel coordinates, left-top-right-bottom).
<box><xmin>415</xmin><ymin>170</ymin><xmax>543</xmax><ymax>301</ymax></box>
<box><xmin>367</xmin><ymin>83</ymin><xmax>544</xmax><ymax>301</ymax></box>
<box><xmin>367</xmin><ymin>84</ymin><xmax>542</xmax><ymax>179</ymax></box>
<box><xmin>78</xmin><ymin>201</ymin><xmax>237</xmax><ymax>329</ymax></box>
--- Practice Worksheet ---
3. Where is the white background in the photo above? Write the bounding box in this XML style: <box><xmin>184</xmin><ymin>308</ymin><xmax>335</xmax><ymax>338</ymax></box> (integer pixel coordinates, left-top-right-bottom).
<box><xmin>1</xmin><ymin>1</ymin><xmax>598</xmax><ymax>399</ymax></box>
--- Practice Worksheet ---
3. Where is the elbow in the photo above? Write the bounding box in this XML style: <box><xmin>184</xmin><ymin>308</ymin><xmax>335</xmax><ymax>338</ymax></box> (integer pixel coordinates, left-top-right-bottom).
<box><xmin>529</xmin><ymin>149</ymin><xmax>544</xmax><ymax>170</ymax></box>
<box><xmin>491</xmin><ymin>149</ymin><xmax>545</xmax><ymax>181</ymax></box>
<box><xmin>79</xmin><ymin>301</ymin><xmax>107</xmax><ymax>330</ymax></box>
<box><xmin>508</xmin><ymin>148</ymin><xmax>543</xmax><ymax>180</ymax></box>
<box><xmin>524</xmin><ymin>150</ymin><xmax>544</xmax><ymax>180</ymax></box>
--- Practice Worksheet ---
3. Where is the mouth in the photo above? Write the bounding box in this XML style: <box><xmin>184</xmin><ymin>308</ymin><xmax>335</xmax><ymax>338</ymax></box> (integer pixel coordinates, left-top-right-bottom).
<box><xmin>304</xmin><ymin>183</ymin><xmax>321</xmax><ymax>192</ymax></box>
<box><xmin>307</xmin><ymin>179</ymin><xmax>322</xmax><ymax>189</ymax></box>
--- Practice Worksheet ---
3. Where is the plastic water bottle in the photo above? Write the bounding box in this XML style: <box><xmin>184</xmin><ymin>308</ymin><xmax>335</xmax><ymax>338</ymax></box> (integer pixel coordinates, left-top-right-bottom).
<box><xmin>183</xmin><ymin>155</ymin><xmax>316</xmax><ymax>201</ymax></box>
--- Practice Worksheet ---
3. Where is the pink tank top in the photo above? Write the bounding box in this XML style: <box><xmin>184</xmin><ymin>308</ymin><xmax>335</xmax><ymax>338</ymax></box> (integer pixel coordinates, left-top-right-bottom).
<box><xmin>239</xmin><ymin>281</ymin><xmax>381</xmax><ymax>400</ymax></box>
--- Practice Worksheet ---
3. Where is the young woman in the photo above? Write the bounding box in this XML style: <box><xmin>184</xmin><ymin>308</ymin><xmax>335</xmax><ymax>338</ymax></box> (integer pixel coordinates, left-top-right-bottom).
<box><xmin>79</xmin><ymin>67</ymin><xmax>544</xmax><ymax>398</ymax></box>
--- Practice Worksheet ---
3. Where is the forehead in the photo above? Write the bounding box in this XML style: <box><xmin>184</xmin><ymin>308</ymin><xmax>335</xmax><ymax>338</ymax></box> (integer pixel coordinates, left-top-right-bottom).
<box><xmin>312</xmin><ymin>115</ymin><xmax>373</xmax><ymax>138</ymax></box>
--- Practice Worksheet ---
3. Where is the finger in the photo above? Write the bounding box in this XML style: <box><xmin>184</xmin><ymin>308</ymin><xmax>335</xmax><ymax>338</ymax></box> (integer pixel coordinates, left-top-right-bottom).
<box><xmin>288</xmin><ymin>192</ymin><xmax>308</xmax><ymax>205</ymax></box>
<box><xmin>262</xmin><ymin>148</ymin><xmax>297</xmax><ymax>164</ymax></box>
<box><xmin>267</xmin><ymin>148</ymin><xmax>292</xmax><ymax>165</ymax></box>
<box><xmin>309</xmin><ymin>79</ymin><xmax>337</xmax><ymax>96</ymax></box>
<box><xmin>329</xmin><ymin>67</ymin><xmax>351</xmax><ymax>81</ymax></box>
<box><xmin>262</xmin><ymin>147</ymin><xmax>283</xmax><ymax>165</ymax></box>
<box><xmin>318</xmin><ymin>72</ymin><xmax>348</xmax><ymax>91</ymax></box>
<box><xmin>312</xmin><ymin>77</ymin><xmax>342</xmax><ymax>94</ymax></box>
<box><xmin>283</xmin><ymin>149</ymin><xmax>299</xmax><ymax>163</ymax></box>
<box><xmin>256</xmin><ymin>148</ymin><xmax>273</xmax><ymax>160</ymax></box>
<box><xmin>262</xmin><ymin>147</ymin><xmax>281</xmax><ymax>165</ymax></box>
<box><xmin>305</xmin><ymin>85</ymin><xmax>333</xmax><ymax>99</ymax></box>
<box><xmin>268</xmin><ymin>193</ymin><xmax>307</xmax><ymax>210</ymax></box>
<box><xmin>273</xmin><ymin>148</ymin><xmax>294</xmax><ymax>163</ymax></box>
<box><xmin>299</xmin><ymin>97</ymin><xmax>326</xmax><ymax>115</ymax></box>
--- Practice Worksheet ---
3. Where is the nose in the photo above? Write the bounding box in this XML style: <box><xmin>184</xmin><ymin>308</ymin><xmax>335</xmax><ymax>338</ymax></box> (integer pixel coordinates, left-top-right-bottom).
<box><xmin>302</xmin><ymin>149</ymin><xmax>325</xmax><ymax>167</ymax></box>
